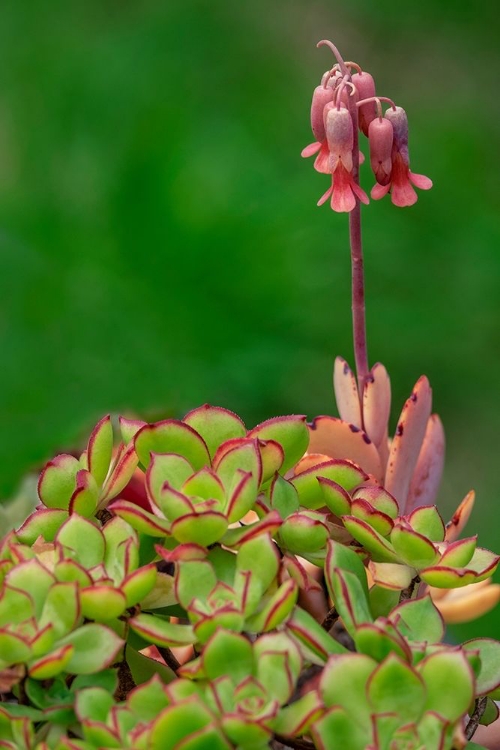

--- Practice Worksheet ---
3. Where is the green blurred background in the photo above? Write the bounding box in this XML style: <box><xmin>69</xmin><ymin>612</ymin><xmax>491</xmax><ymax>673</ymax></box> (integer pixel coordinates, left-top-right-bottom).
<box><xmin>0</xmin><ymin>0</ymin><xmax>498</xmax><ymax>639</ymax></box>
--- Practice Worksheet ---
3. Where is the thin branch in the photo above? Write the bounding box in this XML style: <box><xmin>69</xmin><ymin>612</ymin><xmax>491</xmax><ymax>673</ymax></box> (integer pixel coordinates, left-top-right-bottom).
<box><xmin>321</xmin><ymin>605</ymin><xmax>339</xmax><ymax>632</ymax></box>
<box><xmin>399</xmin><ymin>575</ymin><xmax>421</xmax><ymax>603</ymax></box>
<box><xmin>465</xmin><ymin>696</ymin><xmax>488</xmax><ymax>740</ymax></box>
<box><xmin>273</xmin><ymin>734</ymin><xmax>315</xmax><ymax>750</ymax></box>
<box><xmin>157</xmin><ymin>646</ymin><xmax>181</xmax><ymax>673</ymax></box>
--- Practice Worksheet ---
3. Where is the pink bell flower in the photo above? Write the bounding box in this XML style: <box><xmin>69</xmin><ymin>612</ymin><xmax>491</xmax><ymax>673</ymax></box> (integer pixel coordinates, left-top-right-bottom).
<box><xmin>371</xmin><ymin>106</ymin><xmax>432</xmax><ymax>207</ymax></box>
<box><xmin>368</xmin><ymin>116</ymin><xmax>393</xmax><ymax>186</ymax></box>
<box><xmin>317</xmin><ymin>107</ymin><xmax>369</xmax><ymax>213</ymax></box>
<box><xmin>351</xmin><ymin>71</ymin><xmax>377</xmax><ymax>136</ymax></box>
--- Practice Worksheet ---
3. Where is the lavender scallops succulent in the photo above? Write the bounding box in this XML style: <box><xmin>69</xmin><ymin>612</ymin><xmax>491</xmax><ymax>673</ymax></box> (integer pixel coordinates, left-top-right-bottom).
<box><xmin>0</xmin><ymin>39</ymin><xmax>499</xmax><ymax>750</ymax></box>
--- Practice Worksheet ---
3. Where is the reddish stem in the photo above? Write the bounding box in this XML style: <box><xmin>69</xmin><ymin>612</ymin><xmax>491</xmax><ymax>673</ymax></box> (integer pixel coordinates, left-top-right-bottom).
<box><xmin>347</xmin><ymin>88</ymin><xmax>369</xmax><ymax>410</ymax></box>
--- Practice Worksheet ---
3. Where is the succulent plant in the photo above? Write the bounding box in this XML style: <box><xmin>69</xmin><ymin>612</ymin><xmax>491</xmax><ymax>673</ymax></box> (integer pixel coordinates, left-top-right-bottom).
<box><xmin>0</xmin><ymin>38</ymin><xmax>499</xmax><ymax>750</ymax></box>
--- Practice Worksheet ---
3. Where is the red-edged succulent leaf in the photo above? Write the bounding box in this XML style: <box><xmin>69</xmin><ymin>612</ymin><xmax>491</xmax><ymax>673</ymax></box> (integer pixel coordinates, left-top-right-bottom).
<box><xmin>214</xmin><ymin>439</ymin><xmax>262</xmax><ymax>491</ymax></box>
<box><xmin>352</xmin><ymin>486</ymin><xmax>399</xmax><ymax>519</ymax></box>
<box><xmin>6</xmin><ymin>559</ymin><xmax>55</xmax><ymax>618</ymax></box>
<box><xmin>462</xmin><ymin>639</ymin><xmax>500</xmax><ymax>695</ymax></box>
<box><xmin>15</xmin><ymin>509</ymin><xmax>68</xmax><ymax>545</ymax></box>
<box><xmin>308</xmin><ymin>416</ymin><xmax>383</xmax><ymax>481</ymax></box>
<box><xmin>80</xmin><ymin>585</ymin><xmax>127</xmax><ymax>621</ymax></box>
<box><xmin>392</xmin><ymin>594</ymin><xmax>445</xmax><ymax>643</ymax></box>
<box><xmin>418</xmin><ymin>650</ymin><xmax>474</xmax><ymax>722</ymax></box>
<box><xmin>390</xmin><ymin>520</ymin><xmax>440</xmax><ymax>569</ymax></box>
<box><xmin>86</xmin><ymin>415</ymin><xmax>113</xmax><ymax>486</ymax></box>
<box><xmin>183</xmin><ymin>404</ymin><xmax>247</xmax><ymax>459</ymax></box>
<box><xmin>0</xmin><ymin>585</ymin><xmax>34</xmax><ymax>627</ymax></box>
<box><xmin>170</xmin><ymin>511</ymin><xmax>228</xmax><ymax>546</ymax></box>
<box><xmin>445</xmin><ymin>490</ymin><xmax>475</xmax><ymax>542</ymax></box>
<box><xmin>182</xmin><ymin>467</ymin><xmax>226</xmax><ymax>502</ymax></box>
<box><xmin>351</xmin><ymin>498</ymin><xmax>394</xmax><ymax>537</ymax></box>
<box><xmin>439</xmin><ymin>536</ymin><xmax>477</xmax><ymax>568</ymax></box>
<box><xmin>54</xmin><ymin>558</ymin><xmax>93</xmax><ymax>587</ymax></box>
<box><xmin>247</xmin><ymin>415</ymin><xmax>309</xmax><ymax>474</ymax></box>
<box><xmin>203</xmin><ymin>629</ymin><xmax>254</xmax><ymax>683</ymax></box>
<box><xmin>220</xmin><ymin>511</ymin><xmax>282</xmax><ymax>549</ymax></box>
<box><xmin>320</xmin><ymin>652</ymin><xmax>376</xmax><ymax>711</ymax></box>
<box><xmin>291</xmin><ymin>459</ymin><xmax>367</xmax><ymax>510</ymax></box>
<box><xmin>0</xmin><ymin>629</ymin><xmax>32</xmax><ymax>665</ymax></box>
<box><xmin>407</xmin><ymin>414</ymin><xmax>445</xmax><ymax>512</ymax></box>
<box><xmin>311</xmin><ymin>705</ymin><xmax>371</xmax><ymax>750</ymax></box>
<box><xmin>38</xmin><ymin>581</ymin><xmax>80</xmax><ymax>639</ymax></box>
<box><xmin>343</xmin><ymin>516</ymin><xmax>399</xmax><ymax>563</ymax></box>
<box><xmin>245</xmin><ymin>578</ymin><xmax>298</xmax><ymax>632</ymax></box>
<box><xmin>121</xmin><ymin>564</ymin><xmax>157</xmax><ymax>607</ymax></box>
<box><xmin>279</xmin><ymin>511</ymin><xmax>329</xmax><ymax>554</ymax></box>
<box><xmin>69</xmin><ymin>470</ymin><xmax>99</xmax><ymax>517</ymax></box>
<box><xmin>257</xmin><ymin>439</ymin><xmax>285</xmax><ymax>483</ymax></box>
<box><xmin>155</xmin><ymin>484</ymin><xmax>194</xmax><ymax>521</ymax></box>
<box><xmin>109</xmin><ymin>500</ymin><xmax>171</xmax><ymax>537</ymax></box>
<box><xmin>226</xmin><ymin>470</ymin><xmax>257</xmax><ymax>524</ymax></box>
<box><xmin>269</xmin><ymin>475</ymin><xmax>300</xmax><ymax>519</ymax></box>
<box><xmin>362</xmin><ymin>362</ymin><xmax>391</xmax><ymax>448</ymax></box>
<box><xmin>175</xmin><ymin>560</ymin><xmax>218</xmax><ymax>610</ymax></box>
<box><xmin>326</xmin><ymin>539</ymin><xmax>369</xmax><ymax>598</ymax></box>
<box><xmin>333</xmin><ymin>357</ymin><xmax>361</xmax><ymax>428</ymax></box>
<box><xmin>270</xmin><ymin>690</ymin><xmax>324</xmax><ymax>737</ymax></box>
<box><xmin>28</xmin><ymin>643</ymin><xmax>74</xmax><ymax>680</ymax></box>
<box><xmin>407</xmin><ymin>505</ymin><xmax>445</xmax><ymax>542</ymax></box>
<box><xmin>385</xmin><ymin>375</ymin><xmax>432</xmax><ymax>511</ymax></box>
<box><xmin>55</xmin><ymin>624</ymin><xmax>124</xmax><ymax>674</ymax></box>
<box><xmin>326</xmin><ymin>567</ymin><xmax>373</xmax><ymax>636</ymax></box>
<box><xmin>355</xmin><ymin>622</ymin><xmax>412</xmax><ymax>663</ymax></box>
<box><xmin>368</xmin><ymin>561</ymin><xmax>413</xmax><ymax>591</ymax></box>
<box><xmin>286</xmin><ymin>607</ymin><xmax>347</xmax><ymax>661</ymax></box>
<box><xmin>100</xmin><ymin>443</ymin><xmax>140</xmax><ymax>504</ymax></box>
<box><xmin>119</xmin><ymin>416</ymin><xmax>147</xmax><ymax>445</ymax></box>
<box><xmin>38</xmin><ymin>455</ymin><xmax>81</xmax><ymax>510</ymax></box>
<box><xmin>420</xmin><ymin>547</ymin><xmax>500</xmax><ymax>588</ymax></box>
<box><xmin>148</xmin><ymin>696</ymin><xmax>216</xmax><ymax>750</ymax></box>
<box><xmin>317</xmin><ymin>477</ymin><xmax>351</xmax><ymax>516</ymax></box>
<box><xmin>156</xmin><ymin>543</ymin><xmax>207</xmax><ymax>562</ymax></box>
<box><xmin>147</xmin><ymin>453</ymin><xmax>194</xmax><ymax>502</ymax></box>
<box><xmin>55</xmin><ymin>514</ymin><xmax>105</xmax><ymax>569</ymax></box>
<box><xmin>130</xmin><ymin>613</ymin><xmax>196</xmax><ymax>648</ymax></box>
<box><xmin>367</xmin><ymin>653</ymin><xmax>426</xmax><ymax>722</ymax></box>
<box><xmin>282</xmin><ymin>554</ymin><xmax>324</xmax><ymax>594</ymax></box>
<box><xmin>135</xmin><ymin>420</ymin><xmax>210</xmax><ymax>470</ymax></box>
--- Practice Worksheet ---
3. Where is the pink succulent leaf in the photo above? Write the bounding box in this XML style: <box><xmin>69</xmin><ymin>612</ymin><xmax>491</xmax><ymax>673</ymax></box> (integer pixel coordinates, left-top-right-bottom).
<box><xmin>86</xmin><ymin>414</ymin><xmax>113</xmax><ymax>486</ymax></box>
<box><xmin>308</xmin><ymin>416</ymin><xmax>383</xmax><ymax>482</ymax></box>
<box><xmin>362</xmin><ymin>362</ymin><xmax>391</xmax><ymax>449</ymax></box>
<box><xmin>333</xmin><ymin>356</ymin><xmax>361</xmax><ymax>427</ymax></box>
<box><xmin>406</xmin><ymin>414</ymin><xmax>445</xmax><ymax>513</ymax></box>
<box><xmin>445</xmin><ymin>490</ymin><xmax>475</xmax><ymax>542</ymax></box>
<box><xmin>385</xmin><ymin>375</ymin><xmax>432</xmax><ymax>511</ymax></box>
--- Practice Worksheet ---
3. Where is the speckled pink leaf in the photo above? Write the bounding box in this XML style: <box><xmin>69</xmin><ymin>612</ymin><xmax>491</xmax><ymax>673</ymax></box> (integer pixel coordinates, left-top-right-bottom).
<box><xmin>406</xmin><ymin>414</ymin><xmax>445</xmax><ymax>512</ymax></box>
<box><xmin>333</xmin><ymin>357</ymin><xmax>361</xmax><ymax>427</ymax></box>
<box><xmin>308</xmin><ymin>416</ymin><xmax>383</xmax><ymax>481</ymax></box>
<box><xmin>362</xmin><ymin>362</ymin><xmax>391</xmax><ymax>448</ymax></box>
<box><xmin>445</xmin><ymin>491</ymin><xmax>475</xmax><ymax>542</ymax></box>
<box><xmin>385</xmin><ymin>376</ymin><xmax>432</xmax><ymax>511</ymax></box>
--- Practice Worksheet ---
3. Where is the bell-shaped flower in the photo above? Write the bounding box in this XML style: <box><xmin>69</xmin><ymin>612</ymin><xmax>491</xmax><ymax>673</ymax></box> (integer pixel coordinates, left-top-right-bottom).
<box><xmin>351</xmin><ymin>70</ymin><xmax>377</xmax><ymax>136</ymax></box>
<box><xmin>317</xmin><ymin>107</ymin><xmax>369</xmax><ymax>212</ymax></box>
<box><xmin>368</xmin><ymin>115</ymin><xmax>393</xmax><ymax>185</ymax></box>
<box><xmin>371</xmin><ymin>106</ymin><xmax>432</xmax><ymax>206</ymax></box>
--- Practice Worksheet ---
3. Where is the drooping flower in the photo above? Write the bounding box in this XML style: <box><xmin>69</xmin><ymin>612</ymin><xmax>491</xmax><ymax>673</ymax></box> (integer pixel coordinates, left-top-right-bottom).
<box><xmin>368</xmin><ymin>114</ymin><xmax>393</xmax><ymax>186</ymax></box>
<box><xmin>371</xmin><ymin>106</ymin><xmax>432</xmax><ymax>206</ymax></box>
<box><xmin>351</xmin><ymin>70</ymin><xmax>377</xmax><ymax>136</ymax></box>
<box><xmin>317</xmin><ymin>106</ymin><xmax>369</xmax><ymax>213</ymax></box>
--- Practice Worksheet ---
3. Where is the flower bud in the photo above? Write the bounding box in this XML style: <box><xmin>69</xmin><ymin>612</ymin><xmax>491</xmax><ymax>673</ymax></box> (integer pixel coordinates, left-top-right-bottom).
<box><xmin>384</xmin><ymin>106</ymin><xmax>409</xmax><ymax>162</ymax></box>
<box><xmin>325</xmin><ymin>107</ymin><xmax>354</xmax><ymax>172</ymax></box>
<box><xmin>310</xmin><ymin>85</ymin><xmax>334</xmax><ymax>141</ymax></box>
<box><xmin>368</xmin><ymin>117</ymin><xmax>394</xmax><ymax>186</ymax></box>
<box><xmin>352</xmin><ymin>71</ymin><xmax>377</xmax><ymax>135</ymax></box>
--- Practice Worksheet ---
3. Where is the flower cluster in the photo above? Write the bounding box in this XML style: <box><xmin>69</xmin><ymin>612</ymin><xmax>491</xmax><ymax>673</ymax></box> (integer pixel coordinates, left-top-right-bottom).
<box><xmin>301</xmin><ymin>41</ymin><xmax>432</xmax><ymax>210</ymax></box>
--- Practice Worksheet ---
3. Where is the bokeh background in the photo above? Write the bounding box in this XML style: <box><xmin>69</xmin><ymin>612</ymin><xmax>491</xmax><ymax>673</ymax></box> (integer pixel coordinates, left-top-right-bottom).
<box><xmin>0</xmin><ymin>0</ymin><xmax>498</xmax><ymax>641</ymax></box>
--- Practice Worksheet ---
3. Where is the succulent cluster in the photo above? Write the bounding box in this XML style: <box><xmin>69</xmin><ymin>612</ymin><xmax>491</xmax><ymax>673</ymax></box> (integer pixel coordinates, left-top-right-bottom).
<box><xmin>1</xmin><ymin>39</ymin><xmax>499</xmax><ymax>750</ymax></box>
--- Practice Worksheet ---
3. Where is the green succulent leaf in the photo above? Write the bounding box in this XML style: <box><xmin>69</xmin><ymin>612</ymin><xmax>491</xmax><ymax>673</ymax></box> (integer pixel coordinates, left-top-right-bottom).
<box><xmin>367</xmin><ymin>653</ymin><xmax>426</xmax><ymax>722</ymax></box>
<box><xmin>326</xmin><ymin>567</ymin><xmax>373</xmax><ymax>637</ymax></box>
<box><xmin>286</xmin><ymin>607</ymin><xmax>347</xmax><ymax>662</ymax></box>
<box><xmin>86</xmin><ymin>415</ymin><xmax>114</xmax><ymax>486</ymax></box>
<box><xmin>247</xmin><ymin>415</ymin><xmax>309</xmax><ymax>474</ymax></box>
<box><xmin>326</xmin><ymin>539</ymin><xmax>369</xmax><ymax>599</ymax></box>
<box><xmin>202</xmin><ymin>629</ymin><xmax>254</xmax><ymax>683</ymax></box>
<box><xmin>55</xmin><ymin>624</ymin><xmax>124</xmax><ymax>674</ymax></box>
<box><xmin>392</xmin><ymin>594</ymin><xmax>445</xmax><ymax>644</ymax></box>
<box><xmin>390</xmin><ymin>520</ymin><xmax>440</xmax><ymax>568</ymax></box>
<box><xmin>463</xmin><ymin>639</ymin><xmax>500</xmax><ymax>695</ymax></box>
<box><xmin>291</xmin><ymin>460</ymin><xmax>366</xmax><ymax>510</ymax></box>
<box><xmin>418</xmin><ymin>650</ymin><xmax>474</xmax><ymax>721</ymax></box>
<box><xmin>311</xmin><ymin>705</ymin><xmax>371</xmax><ymax>750</ymax></box>
<box><xmin>343</xmin><ymin>515</ymin><xmax>399</xmax><ymax>563</ymax></box>
<box><xmin>135</xmin><ymin>420</ymin><xmax>210</xmax><ymax>470</ymax></box>
<box><xmin>55</xmin><ymin>514</ymin><xmax>105</xmax><ymax>569</ymax></box>
<box><xmin>38</xmin><ymin>455</ymin><xmax>81</xmax><ymax>510</ymax></box>
<box><xmin>130</xmin><ymin>613</ymin><xmax>196</xmax><ymax>648</ymax></box>
<box><xmin>183</xmin><ymin>405</ymin><xmax>247</xmax><ymax>459</ymax></box>
<box><xmin>407</xmin><ymin>505</ymin><xmax>445</xmax><ymax>542</ymax></box>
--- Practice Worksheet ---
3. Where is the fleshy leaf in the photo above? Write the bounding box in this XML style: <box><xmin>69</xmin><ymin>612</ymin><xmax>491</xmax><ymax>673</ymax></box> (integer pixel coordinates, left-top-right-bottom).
<box><xmin>368</xmin><ymin>561</ymin><xmax>413</xmax><ymax>591</ymax></box>
<box><xmin>147</xmin><ymin>453</ymin><xmax>194</xmax><ymax>501</ymax></box>
<box><xmin>317</xmin><ymin>477</ymin><xmax>351</xmax><ymax>516</ymax></box>
<box><xmin>129</xmin><ymin>614</ymin><xmax>196</xmax><ymax>648</ymax></box>
<box><xmin>279</xmin><ymin>511</ymin><xmax>329</xmax><ymax>554</ymax></box>
<box><xmin>462</xmin><ymin>639</ymin><xmax>500</xmax><ymax>694</ymax></box>
<box><xmin>392</xmin><ymin>594</ymin><xmax>445</xmax><ymax>643</ymax></box>
<box><xmin>407</xmin><ymin>414</ymin><xmax>445</xmax><ymax>512</ymax></box>
<box><xmin>367</xmin><ymin>653</ymin><xmax>426</xmax><ymax>722</ymax></box>
<box><xmin>326</xmin><ymin>539</ymin><xmax>369</xmax><ymax>599</ymax></box>
<box><xmin>69</xmin><ymin>470</ymin><xmax>99</xmax><ymax>518</ymax></box>
<box><xmin>390</xmin><ymin>520</ymin><xmax>439</xmax><ymax>569</ymax></box>
<box><xmin>38</xmin><ymin>455</ymin><xmax>81</xmax><ymax>510</ymax></box>
<box><xmin>55</xmin><ymin>514</ymin><xmax>105</xmax><ymax>569</ymax></box>
<box><xmin>445</xmin><ymin>491</ymin><xmax>475</xmax><ymax>542</ymax></box>
<box><xmin>291</xmin><ymin>459</ymin><xmax>367</xmax><ymax>509</ymax></box>
<box><xmin>311</xmin><ymin>705</ymin><xmax>371</xmax><ymax>750</ymax></box>
<box><xmin>326</xmin><ymin>567</ymin><xmax>373</xmax><ymax>637</ymax></box>
<box><xmin>418</xmin><ymin>650</ymin><xmax>474</xmax><ymax>721</ymax></box>
<box><xmin>363</xmin><ymin>362</ymin><xmax>391</xmax><ymax>448</ymax></box>
<box><xmin>202</xmin><ymin>630</ymin><xmax>253</xmax><ymax>683</ymax></box>
<box><xmin>343</xmin><ymin>516</ymin><xmax>399</xmax><ymax>563</ymax></box>
<box><xmin>308</xmin><ymin>416</ymin><xmax>383</xmax><ymax>481</ymax></box>
<box><xmin>87</xmin><ymin>415</ymin><xmax>114</xmax><ymax>486</ymax></box>
<box><xmin>247</xmin><ymin>415</ymin><xmax>309</xmax><ymax>474</ymax></box>
<box><xmin>135</xmin><ymin>420</ymin><xmax>210</xmax><ymax>470</ymax></box>
<box><xmin>183</xmin><ymin>405</ymin><xmax>246</xmax><ymax>459</ymax></box>
<box><xmin>385</xmin><ymin>375</ymin><xmax>432</xmax><ymax>510</ymax></box>
<box><xmin>269</xmin><ymin>475</ymin><xmax>300</xmax><ymax>519</ymax></box>
<box><xmin>320</xmin><ymin>652</ymin><xmax>375</xmax><ymax>714</ymax></box>
<box><xmin>407</xmin><ymin>505</ymin><xmax>445</xmax><ymax>542</ymax></box>
<box><xmin>286</xmin><ymin>607</ymin><xmax>347</xmax><ymax>661</ymax></box>
<box><xmin>56</xmin><ymin>624</ymin><xmax>124</xmax><ymax>674</ymax></box>
<box><xmin>333</xmin><ymin>357</ymin><xmax>361</xmax><ymax>427</ymax></box>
